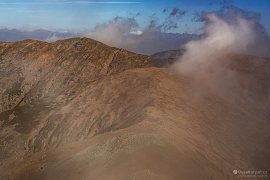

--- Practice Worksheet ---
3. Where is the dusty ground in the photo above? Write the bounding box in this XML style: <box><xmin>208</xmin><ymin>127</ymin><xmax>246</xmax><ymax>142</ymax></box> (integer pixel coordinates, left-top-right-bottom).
<box><xmin>0</xmin><ymin>38</ymin><xmax>269</xmax><ymax>179</ymax></box>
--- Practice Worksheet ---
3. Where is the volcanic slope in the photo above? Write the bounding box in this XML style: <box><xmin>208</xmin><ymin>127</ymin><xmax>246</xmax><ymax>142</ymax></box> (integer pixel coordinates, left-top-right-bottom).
<box><xmin>0</xmin><ymin>38</ymin><xmax>269</xmax><ymax>180</ymax></box>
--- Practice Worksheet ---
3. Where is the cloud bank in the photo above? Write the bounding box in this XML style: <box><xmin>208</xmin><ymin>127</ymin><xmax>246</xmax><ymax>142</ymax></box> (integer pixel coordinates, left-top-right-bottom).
<box><xmin>84</xmin><ymin>8</ymin><xmax>196</xmax><ymax>55</ymax></box>
<box><xmin>172</xmin><ymin>14</ymin><xmax>256</xmax><ymax>75</ymax></box>
<box><xmin>171</xmin><ymin>5</ymin><xmax>270</xmax><ymax>102</ymax></box>
<box><xmin>173</xmin><ymin>4</ymin><xmax>270</xmax><ymax>76</ymax></box>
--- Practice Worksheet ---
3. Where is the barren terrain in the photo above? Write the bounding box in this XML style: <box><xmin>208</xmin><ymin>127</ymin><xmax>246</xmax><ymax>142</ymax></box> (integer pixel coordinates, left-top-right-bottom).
<box><xmin>0</xmin><ymin>38</ymin><xmax>269</xmax><ymax>179</ymax></box>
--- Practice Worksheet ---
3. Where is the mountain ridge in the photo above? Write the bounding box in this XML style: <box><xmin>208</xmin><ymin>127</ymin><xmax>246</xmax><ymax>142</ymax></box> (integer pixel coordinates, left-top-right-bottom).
<box><xmin>0</xmin><ymin>38</ymin><xmax>269</xmax><ymax>180</ymax></box>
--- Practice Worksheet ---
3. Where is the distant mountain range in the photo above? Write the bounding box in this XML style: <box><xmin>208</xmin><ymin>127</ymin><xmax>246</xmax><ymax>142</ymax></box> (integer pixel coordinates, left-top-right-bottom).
<box><xmin>151</xmin><ymin>49</ymin><xmax>185</xmax><ymax>59</ymax></box>
<box><xmin>0</xmin><ymin>28</ymin><xmax>79</xmax><ymax>42</ymax></box>
<box><xmin>150</xmin><ymin>49</ymin><xmax>185</xmax><ymax>67</ymax></box>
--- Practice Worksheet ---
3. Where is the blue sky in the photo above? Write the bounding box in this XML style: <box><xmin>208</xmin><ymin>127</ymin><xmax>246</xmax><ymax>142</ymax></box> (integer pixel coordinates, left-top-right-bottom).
<box><xmin>0</xmin><ymin>0</ymin><xmax>269</xmax><ymax>34</ymax></box>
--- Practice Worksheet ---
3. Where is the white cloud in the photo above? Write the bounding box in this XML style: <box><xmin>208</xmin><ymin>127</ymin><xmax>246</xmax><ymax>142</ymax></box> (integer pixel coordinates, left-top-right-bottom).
<box><xmin>172</xmin><ymin>14</ymin><xmax>256</xmax><ymax>75</ymax></box>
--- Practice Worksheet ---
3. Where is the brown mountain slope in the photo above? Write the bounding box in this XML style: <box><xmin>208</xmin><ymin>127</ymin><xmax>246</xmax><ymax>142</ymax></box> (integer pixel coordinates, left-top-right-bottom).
<box><xmin>0</xmin><ymin>38</ymin><xmax>153</xmax><ymax>113</ymax></box>
<box><xmin>0</xmin><ymin>38</ymin><xmax>269</xmax><ymax>180</ymax></box>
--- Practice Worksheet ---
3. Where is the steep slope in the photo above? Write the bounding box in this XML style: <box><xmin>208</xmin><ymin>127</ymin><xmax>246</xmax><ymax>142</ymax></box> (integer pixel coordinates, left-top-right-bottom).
<box><xmin>0</xmin><ymin>38</ymin><xmax>269</xmax><ymax>180</ymax></box>
<box><xmin>0</xmin><ymin>38</ymin><xmax>152</xmax><ymax>113</ymax></box>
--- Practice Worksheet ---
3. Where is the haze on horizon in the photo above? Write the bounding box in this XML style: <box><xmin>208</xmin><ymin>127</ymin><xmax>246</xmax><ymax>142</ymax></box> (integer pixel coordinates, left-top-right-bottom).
<box><xmin>0</xmin><ymin>0</ymin><xmax>270</xmax><ymax>55</ymax></box>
